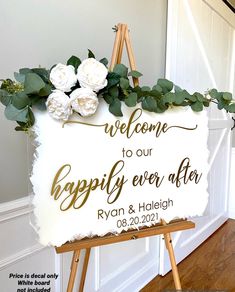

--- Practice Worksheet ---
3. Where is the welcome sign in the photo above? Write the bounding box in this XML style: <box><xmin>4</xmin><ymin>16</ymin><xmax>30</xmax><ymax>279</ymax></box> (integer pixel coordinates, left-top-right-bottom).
<box><xmin>31</xmin><ymin>100</ymin><xmax>209</xmax><ymax>247</ymax></box>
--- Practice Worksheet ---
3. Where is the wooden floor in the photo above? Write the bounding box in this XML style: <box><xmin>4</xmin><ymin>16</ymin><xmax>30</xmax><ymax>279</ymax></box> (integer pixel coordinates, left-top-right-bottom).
<box><xmin>141</xmin><ymin>219</ymin><xmax>235</xmax><ymax>292</ymax></box>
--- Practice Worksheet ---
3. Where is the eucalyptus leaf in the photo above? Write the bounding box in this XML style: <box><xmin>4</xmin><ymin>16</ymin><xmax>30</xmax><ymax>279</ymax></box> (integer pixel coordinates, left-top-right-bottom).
<box><xmin>228</xmin><ymin>103</ymin><xmax>235</xmax><ymax>113</ymax></box>
<box><xmin>142</xmin><ymin>96</ymin><xmax>157</xmax><ymax>112</ymax></box>
<box><xmin>120</xmin><ymin>78</ymin><xmax>129</xmax><ymax>90</ymax></box>
<box><xmin>163</xmin><ymin>92</ymin><xmax>175</xmax><ymax>104</ymax></box>
<box><xmin>128</xmin><ymin>70</ymin><xmax>143</xmax><ymax>78</ymax></box>
<box><xmin>14</xmin><ymin>72</ymin><xmax>25</xmax><ymax>83</ymax></box>
<box><xmin>142</xmin><ymin>86</ymin><xmax>151</xmax><ymax>92</ymax></box>
<box><xmin>113</xmin><ymin>64</ymin><xmax>128</xmax><ymax>78</ymax></box>
<box><xmin>174</xmin><ymin>90</ymin><xmax>190</xmax><ymax>105</ymax></box>
<box><xmin>32</xmin><ymin>68</ymin><xmax>50</xmax><ymax>82</ymax></box>
<box><xmin>27</xmin><ymin>107</ymin><xmax>35</xmax><ymax>126</ymax></box>
<box><xmin>125</xmin><ymin>92</ymin><xmax>137</xmax><ymax>107</ymax></box>
<box><xmin>109</xmin><ymin>86</ymin><xmax>119</xmax><ymax>98</ymax></box>
<box><xmin>103</xmin><ymin>93</ymin><xmax>114</xmax><ymax>105</ymax></box>
<box><xmin>0</xmin><ymin>89</ymin><xmax>11</xmax><ymax>106</ymax></box>
<box><xmin>39</xmin><ymin>84</ymin><xmax>52</xmax><ymax>96</ymax></box>
<box><xmin>223</xmin><ymin>92</ymin><xmax>232</xmax><ymax>101</ymax></box>
<box><xmin>33</xmin><ymin>98</ymin><xmax>47</xmax><ymax>111</ymax></box>
<box><xmin>107</xmin><ymin>72</ymin><xmax>120</xmax><ymax>88</ymax></box>
<box><xmin>157</xmin><ymin>78</ymin><xmax>173</xmax><ymax>93</ymax></box>
<box><xmin>24</xmin><ymin>73</ymin><xmax>45</xmax><ymax>94</ymax></box>
<box><xmin>174</xmin><ymin>85</ymin><xmax>183</xmax><ymax>93</ymax></box>
<box><xmin>194</xmin><ymin>92</ymin><xmax>204</xmax><ymax>102</ymax></box>
<box><xmin>19</xmin><ymin>68</ymin><xmax>32</xmax><ymax>75</ymax></box>
<box><xmin>5</xmin><ymin>104</ymin><xmax>29</xmax><ymax>122</ymax></box>
<box><xmin>109</xmin><ymin>98</ymin><xmax>123</xmax><ymax>116</ymax></box>
<box><xmin>152</xmin><ymin>84</ymin><xmax>162</xmax><ymax>92</ymax></box>
<box><xmin>191</xmin><ymin>101</ymin><xmax>203</xmax><ymax>112</ymax></box>
<box><xmin>12</xmin><ymin>92</ymin><xmax>30</xmax><ymax>109</ymax></box>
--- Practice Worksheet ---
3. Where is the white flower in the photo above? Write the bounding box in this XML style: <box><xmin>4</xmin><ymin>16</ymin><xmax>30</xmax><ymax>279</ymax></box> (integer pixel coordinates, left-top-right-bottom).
<box><xmin>46</xmin><ymin>90</ymin><xmax>72</xmax><ymax>121</ymax></box>
<box><xmin>50</xmin><ymin>63</ymin><xmax>77</xmax><ymax>92</ymax></box>
<box><xmin>70</xmin><ymin>88</ymin><xmax>99</xmax><ymax>117</ymax></box>
<box><xmin>77</xmin><ymin>58</ymin><xmax>108</xmax><ymax>92</ymax></box>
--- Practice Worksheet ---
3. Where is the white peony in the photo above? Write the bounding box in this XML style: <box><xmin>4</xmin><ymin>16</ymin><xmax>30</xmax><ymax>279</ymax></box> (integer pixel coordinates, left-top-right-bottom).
<box><xmin>77</xmin><ymin>58</ymin><xmax>108</xmax><ymax>92</ymax></box>
<box><xmin>50</xmin><ymin>63</ymin><xmax>77</xmax><ymax>92</ymax></box>
<box><xmin>46</xmin><ymin>90</ymin><xmax>72</xmax><ymax>121</ymax></box>
<box><xmin>70</xmin><ymin>87</ymin><xmax>99</xmax><ymax>117</ymax></box>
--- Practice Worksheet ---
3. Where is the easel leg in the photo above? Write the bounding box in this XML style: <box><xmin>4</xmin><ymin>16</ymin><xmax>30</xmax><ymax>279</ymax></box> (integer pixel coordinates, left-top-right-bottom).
<box><xmin>67</xmin><ymin>250</ymin><xmax>80</xmax><ymax>292</ymax></box>
<box><xmin>79</xmin><ymin>248</ymin><xmax>91</xmax><ymax>292</ymax></box>
<box><xmin>162</xmin><ymin>220</ymin><xmax>182</xmax><ymax>290</ymax></box>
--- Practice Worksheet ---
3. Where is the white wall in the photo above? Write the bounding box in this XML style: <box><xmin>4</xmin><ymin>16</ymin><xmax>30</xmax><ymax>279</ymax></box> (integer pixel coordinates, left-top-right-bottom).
<box><xmin>0</xmin><ymin>0</ymin><xmax>167</xmax><ymax>203</ymax></box>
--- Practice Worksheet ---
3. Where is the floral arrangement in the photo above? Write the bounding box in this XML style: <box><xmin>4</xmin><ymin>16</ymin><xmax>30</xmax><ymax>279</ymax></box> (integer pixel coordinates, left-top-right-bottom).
<box><xmin>0</xmin><ymin>50</ymin><xmax>234</xmax><ymax>132</ymax></box>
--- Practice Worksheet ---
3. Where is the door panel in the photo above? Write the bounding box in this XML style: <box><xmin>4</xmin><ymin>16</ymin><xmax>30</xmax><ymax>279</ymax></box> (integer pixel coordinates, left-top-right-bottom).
<box><xmin>160</xmin><ymin>0</ymin><xmax>234</xmax><ymax>275</ymax></box>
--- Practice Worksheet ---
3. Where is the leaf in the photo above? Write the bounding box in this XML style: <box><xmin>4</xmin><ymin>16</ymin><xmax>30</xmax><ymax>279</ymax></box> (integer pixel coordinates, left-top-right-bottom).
<box><xmin>174</xmin><ymin>85</ymin><xmax>183</xmax><ymax>93</ymax></box>
<box><xmin>142</xmin><ymin>86</ymin><xmax>151</xmax><ymax>92</ymax></box>
<box><xmin>27</xmin><ymin>107</ymin><xmax>35</xmax><ymax>126</ymax></box>
<box><xmin>188</xmin><ymin>94</ymin><xmax>197</xmax><ymax>102</ymax></box>
<box><xmin>152</xmin><ymin>84</ymin><xmax>162</xmax><ymax>92</ymax></box>
<box><xmin>107</xmin><ymin>72</ymin><xmax>120</xmax><ymax>88</ymax></box>
<box><xmin>174</xmin><ymin>90</ymin><xmax>190</xmax><ymax>105</ymax></box>
<box><xmin>120</xmin><ymin>78</ymin><xmax>129</xmax><ymax>90</ymax></box>
<box><xmin>0</xmin><ymin>89</ymin><xmax>11</xmax><ymax>106</ymax></box>
<box><xmin>191</xmin><ymin>101</ymin><xmax>203</xmax><ymax>112</ymax></box>
<box><xmin>142</xmin><ymin>96</ymin><xmax>157</xmax><ymax>112</ymax></box>
<box><xmin>31</xmin><ymin>97</ymin><xmax>47</xmax><ymax>110</ymax></box>
<box><xmin>4</xmin><ymin>104</ymin><xmax>29</xmax><ymax>122</ymax></box>
<box><xmin>223</xmin><ymin>92</ymin><xmax>232</xmax><ymax>101</ymax></box>
<box><xmin>163</xmin><ymin>92</ymin><xmax>175</xmax><ymax>104</ymax></box>
<box><xmin>99</xmin><ymin>58</ymin><xmax>108</xmax><ymax>67</ymax></box>
<box><xmin>125</xmin><ymin>92</ymin><xmax>137</xmax><ymax>107</ymax></box>
<box><xmin>67</xmin><ymin>56</ymin><xmax>81</xmax><ymax>71</ymax></box>
<box><xmin>12</xmin><ymin>92</ymin><xmax>30</xmax><ymax>109</ymax></box>
<box><xmin>103</xmin><ymin>93</ymin><xmax>114</xmax><ymax>105</ymax></box>
<box><xmin>39</xmin><ymin>84</ymin><xmax>52</xmax><ymax>96</ymax></box>
<box><xmin>32</xmin><ymin>68</ymin><xmax>50</xmax><ymax>82</ymax></box>
<box><xmin>194</xmin><ymin>92</ymin><xmax>204</xmax><ymax>102</ymax></box>
<box><xmin>228</xmin><ymin>103</ymin><xmax>235</xmax><ymax>112</ymax></box>
<box><xmin>128</xmin><ymin>70</ymin><xmax>143</xmax><ymax>78</ymax></box>
<box><xmin>108</xmin><ymin>86</ymin><xmax>119</xmax><ymax>98</ymax></box>
<box><xmin>19</xmin><ymin>68</ymin><xmax>32</xmax><ymax>75</ymax></box>
<box><xmin>14</xmin><ymin>72</ymin><xmax>25</xmax><ymax>83</ymax></box>
<box><xmin>150</xmin><ymin>90</ymin><xmax>161</xmax><ymax>98</ymax></box>
<box><xmin>113</xmin><ymin>64</ymin><xmax>128</xmax><ymax>78</ymax></box>
<box><xmin>109</xmin><ymin>98</ymin><xmax>123</xmax><ymax>116</ymax></box>
<box><xmin>24</xmin><ymin>73</ymin><xmax>45</xmax><ymax>94</ymax></box>
<box><xmin>88</xmin><ymin>49</ymin><xmax>95</xmax><ymax>58</ymax></box>
<box><xmin>157</xmin><ymin>78</ymin><xmax>173</xmax><ymax>93</ymax></box>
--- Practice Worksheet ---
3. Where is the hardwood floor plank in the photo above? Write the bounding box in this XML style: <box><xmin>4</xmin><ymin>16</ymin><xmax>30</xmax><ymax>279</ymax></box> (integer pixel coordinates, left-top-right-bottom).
<box><xmin>141</xmin><ymin>219</ymin><xmax>235</xmax><ymax>292</ymax></box>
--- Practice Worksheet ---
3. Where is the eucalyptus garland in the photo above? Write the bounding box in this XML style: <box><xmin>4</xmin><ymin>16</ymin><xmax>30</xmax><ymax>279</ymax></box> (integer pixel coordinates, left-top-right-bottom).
<box><xmin>0</xmin><ymin>50</ymin><xmax>234</xmax><ymax>132</ymax></box>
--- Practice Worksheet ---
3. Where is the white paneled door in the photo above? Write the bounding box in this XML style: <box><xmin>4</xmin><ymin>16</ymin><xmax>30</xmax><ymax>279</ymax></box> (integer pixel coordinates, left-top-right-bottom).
<box><xmin>160</xmin><ymin>0</ymin><xmax>235</xmax><ymax>274</ymax></box>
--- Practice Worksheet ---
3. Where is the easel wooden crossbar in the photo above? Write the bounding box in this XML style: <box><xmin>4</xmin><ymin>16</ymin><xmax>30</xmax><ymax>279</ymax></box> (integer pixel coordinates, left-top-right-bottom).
<box><xmin>54</xmin><ymin>23</ymin><xmax>196</xmax><ymax>291</ymax></box>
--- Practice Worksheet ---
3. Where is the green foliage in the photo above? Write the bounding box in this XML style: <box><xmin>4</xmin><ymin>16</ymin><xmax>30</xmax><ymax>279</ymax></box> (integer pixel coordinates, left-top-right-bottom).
<box><xmin>24</xmin><ymin>73</ymin><xmax>45</xmax><ymax>94</ymax></box>
<box><xmin>99</xmin><ymin>58</ymin><xmax>108</xmax><ymax>67</ymax></box>
<box><xmin>125</xmin><ymin>92</ymin><xmax>137</xmax><ymax>107</ymax></box>
<box><xmin>0</xmin><ymin>52</ymin><xmax>234</xmax><ymax>132</ymax></box>
<box><xmin>113</xmin><ymin>64</ymin><xmax>128</xmax><ymax>78</ymax></box>
<box><xmin>109</xmin><ymin>98</ymin><xmax>123</xmax><ymax>117</ymax></box>
<box><xmin>128</xmin><ymin>70</ymin><xmax>143</xmax><ymax>78</ymax></box>
<box><xmin>88</xmin><ymin>49</ymin><xmax>95</xmax><ymax>58</ymax></box>
<box><xmin>67</xmin><ymin>56</ymin><xmax>81</xmax><ymax>71</ymax></box>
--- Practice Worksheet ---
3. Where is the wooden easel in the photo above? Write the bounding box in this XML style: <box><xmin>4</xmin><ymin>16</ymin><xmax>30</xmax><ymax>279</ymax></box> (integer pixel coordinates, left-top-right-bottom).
<box><xmin>55</xmin><ymin>24</ymin><xmax>196</xmax><ymax>292</ymax></box>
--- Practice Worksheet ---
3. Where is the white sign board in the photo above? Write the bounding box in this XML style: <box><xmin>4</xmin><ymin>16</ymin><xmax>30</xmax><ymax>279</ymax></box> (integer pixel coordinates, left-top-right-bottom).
<box><xmin>31</xmin><ymin>100</ymin><xmax>209</xmax><ymax>246</ymax></box>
